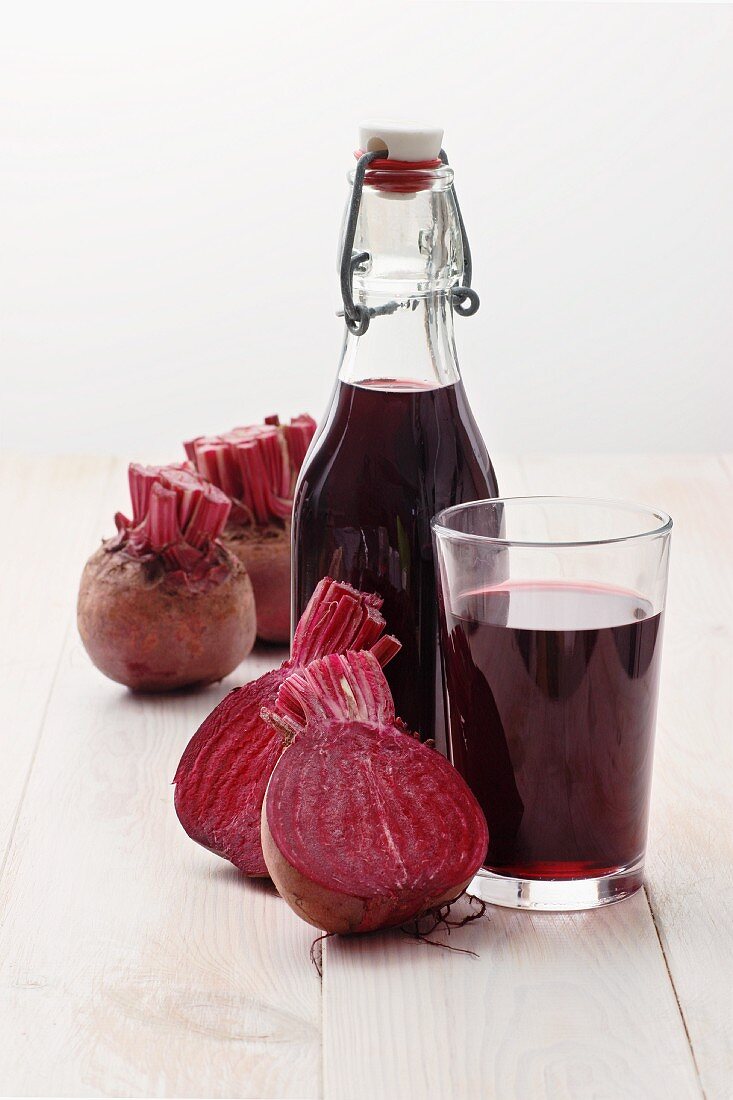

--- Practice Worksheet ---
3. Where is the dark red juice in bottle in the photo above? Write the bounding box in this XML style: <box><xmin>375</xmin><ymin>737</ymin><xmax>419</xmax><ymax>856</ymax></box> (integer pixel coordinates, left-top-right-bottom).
<box><xmin>294</xmin><ymin>123</ymin><xmax>498</xmax><ymax>747</ymax></box>
<box><xmin>441</xmin><ymin>581</ymin><xmax>663</xmax><ymax>878</ymax></box>
<box><xmin>292</xmin><ymin>378</ymin><xmax>498</xmax><ymax>749</ymax></box>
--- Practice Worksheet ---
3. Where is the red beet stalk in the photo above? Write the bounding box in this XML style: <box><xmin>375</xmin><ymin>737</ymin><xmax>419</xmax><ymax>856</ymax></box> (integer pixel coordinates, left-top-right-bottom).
<box><xmin>183</xmin><ymin>414</ymin><xmax>317</xmax><ymax>642</ymax></box>
<box><xmin>173</xmin><ymin>578</ymin><xmax>400</xmax><ymax>876</ymax></box>
<box><xmin>261</xmin><ymin>650</ymin><xmax>489</xmax><ymax>934</ymax></box>
<box><xmin>184</xmin><ymin>414</ymin><xmax>316</xmax><ymax>527</ymax></box>
<box><xmin>115</xmin><ymin>463</ymin><xmax>232</xmax><ymax>580</ymax></box>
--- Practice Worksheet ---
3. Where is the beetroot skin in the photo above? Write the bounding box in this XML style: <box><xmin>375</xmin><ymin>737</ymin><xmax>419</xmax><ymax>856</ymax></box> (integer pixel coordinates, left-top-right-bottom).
<box><xmin>261</xmin><ymin>651</ymin><xmax>489</xmax><ymax>934</ymax></box>
<box><xmin>173</xmin><ymin>578</ymin><xmax>399</xmax><ymax>876</ymax></box>
<box><xmin>78</xmin><ymin>463</ymin><xmax>256</xmax><ymax>692</ymax></box>
<box><xmin>221</xmin><ymin>524</ymin><xmax>290</xmax><ymax>644</ymax></box>
<box><xmin>78</xmin><ymin>545</ymin><xmax>254</xmax><ymax>692</ymax></box>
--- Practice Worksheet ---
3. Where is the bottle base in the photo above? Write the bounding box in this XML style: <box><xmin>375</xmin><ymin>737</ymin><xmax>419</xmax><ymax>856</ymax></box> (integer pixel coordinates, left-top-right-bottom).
<box><xmin>467</xmin><ymin>859</ymin><xmax>645</xmax><ymax>912</ymax></box>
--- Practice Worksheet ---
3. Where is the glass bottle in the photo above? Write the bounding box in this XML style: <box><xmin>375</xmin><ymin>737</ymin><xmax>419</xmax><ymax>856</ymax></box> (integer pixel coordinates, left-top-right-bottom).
<box><xmin>292</xmin><ymin>122</ymin><xmax>498</xmax><ymax>752</ymax></box>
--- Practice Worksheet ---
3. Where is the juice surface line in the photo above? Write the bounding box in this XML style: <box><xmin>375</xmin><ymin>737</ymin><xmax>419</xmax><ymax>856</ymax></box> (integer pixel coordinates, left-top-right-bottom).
<box><xmin>292</xmin><ymin>121</ymin><xmax>498</xmax><ymax>749</ymax></box>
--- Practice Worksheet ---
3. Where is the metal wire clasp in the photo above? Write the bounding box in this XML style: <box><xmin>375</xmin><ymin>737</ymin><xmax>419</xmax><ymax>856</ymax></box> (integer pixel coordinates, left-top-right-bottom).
<box><xmin>338</xmin><ymin>150</ymin><xmax>382</xmax><ymax>336</ymax></box>
<box><xmin>438</xmin><ymin>149</ymin><xmax>480</xmax><ymax>318</ymax></box>
<box><xmin>338</xmin><ymin>147</ymin><xmax>480</xmax><ymax>337</ymax></box>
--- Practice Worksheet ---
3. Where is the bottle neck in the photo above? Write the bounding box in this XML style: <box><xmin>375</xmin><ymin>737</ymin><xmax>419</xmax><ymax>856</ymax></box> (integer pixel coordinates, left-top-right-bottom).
<box><xmin>338</xmin><ymin>290</ymin><xmax>461</xmax><ymax>388</ymax></box>
<box><xmin>338</xmin><ymin>168</ymin><xmax>464</xmax><ymax>390</ymax></box>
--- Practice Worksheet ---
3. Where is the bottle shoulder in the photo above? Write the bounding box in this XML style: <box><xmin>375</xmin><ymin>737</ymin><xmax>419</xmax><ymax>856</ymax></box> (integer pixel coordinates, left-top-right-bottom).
<box><xmin>294</xmin><ymin>379</ymin><xmax>497</xmax><ymax>517</ymax></box>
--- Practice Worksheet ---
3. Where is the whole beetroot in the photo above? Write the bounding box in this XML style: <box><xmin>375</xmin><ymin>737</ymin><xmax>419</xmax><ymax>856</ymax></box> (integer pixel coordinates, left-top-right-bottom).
<box><xmin>173</xmin><ymin>578</ymin><xmax>400</xmax><ymax>876</ymax></box>
<box><xmin>261</xmin><ymin>650</ymin><xmax>489</xmax><ymax>934</ymax></box>
<box><xmin>78</xmin><ymin>464</ymin><xmax>255</xmax><ymax>691</ymax></box>
<box><xmin>184</xmin><ymin>414</ymin><xmax>316</xmax><ymax>643</ymax></box>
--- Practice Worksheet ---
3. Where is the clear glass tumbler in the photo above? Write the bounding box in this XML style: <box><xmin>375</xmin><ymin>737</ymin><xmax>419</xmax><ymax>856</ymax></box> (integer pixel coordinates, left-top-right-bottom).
<box><xmin>432</xmin><ymin>497</ymin><xmax>672</xmax><ymax>911</ymax></box>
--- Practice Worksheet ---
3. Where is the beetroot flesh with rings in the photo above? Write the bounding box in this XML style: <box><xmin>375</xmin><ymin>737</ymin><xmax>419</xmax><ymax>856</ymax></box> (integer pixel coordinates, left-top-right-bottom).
<box><xmin>261</xmin><ymin>651</ymin><xmax>489</xmax><ymax>934</ymax></box>
<box><xmin>173</xmin><ymin>578</ymin><xmax>400</xmax><ymax>876</ymax></box>
<box><xmin>184</xmin><ymin>414</ymin><xmax>317</xmax><ymax>643</ymax></box>
<box><xmin>77</xmin><ymin>463</ymin><xmax>255</xmax><ymax>692</ymax></box>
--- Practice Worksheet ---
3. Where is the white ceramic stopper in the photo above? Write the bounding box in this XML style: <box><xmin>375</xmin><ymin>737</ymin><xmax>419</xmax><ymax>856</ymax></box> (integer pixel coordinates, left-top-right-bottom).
<box><xmin>358</xmin><ymin>119</ymin><xmax>444</xmax><ymax>162</ymax></box>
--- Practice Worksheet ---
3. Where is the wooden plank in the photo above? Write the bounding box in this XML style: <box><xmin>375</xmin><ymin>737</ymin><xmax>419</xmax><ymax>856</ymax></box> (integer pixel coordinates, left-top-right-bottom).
<box><xmin>322</xmin><ymin>455</ymin><xmax>700</xmax><ymax>1100</ymax></box>
<box><xmin>0</xmin><ymin>452</ymin><xmax>117</xmax><ymax>861</ymax></box>
<box><xmin>3</xmin><ymin>453</ymin><xmax>727</xmax><ymax>1098</ymax></box>
<box><xmin>0</xmin><ymin>461</ymin><xmax>321</xmax><ymax>1097</ymax></box>
<box><xmin>0</xmin><ymin>633</ymin><xmax>322</xmax><ymax>1098</ymax></box>
<box><xmin>324</xmin><ymin>892</ymin><xmax>699</xmax><ymax>1100</ymax></box>
<box><xmin>518</xmin><ymin>453</ymin><xmax>733</xmax><ymax>1099</ymax></box>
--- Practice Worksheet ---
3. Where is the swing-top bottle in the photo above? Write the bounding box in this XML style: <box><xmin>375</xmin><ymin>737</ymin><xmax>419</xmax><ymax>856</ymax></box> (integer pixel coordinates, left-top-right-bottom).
<box><xmin>292</xmin><ymin>121</ymin><xmax>499</xmax><ymax>751</ymax></box>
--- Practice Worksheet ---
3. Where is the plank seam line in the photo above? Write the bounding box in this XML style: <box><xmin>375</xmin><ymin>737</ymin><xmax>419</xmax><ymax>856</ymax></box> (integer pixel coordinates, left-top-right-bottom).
<box><xmin>644</xmin><ymin>884</ymin><xmax>706</xmax><ymax>1098</ymax></box>
<box><xmin>0</xmin><ymin>457</ymin><xmax>118</xmax><ymax>889</ymax></box>
<box><xmin>319</xmin><ymin>937</ymin><xmax>326</xmax><ymax>1100</ymax></box>
<box><xmin>0</xmin><ymin>621</ymin><xmax>70</xmax><ymax>887</ymax></box>
<box><xmin>716</xmin><ymin>454</ymin><xmax>733</xmax><ymax>486</ymax></box>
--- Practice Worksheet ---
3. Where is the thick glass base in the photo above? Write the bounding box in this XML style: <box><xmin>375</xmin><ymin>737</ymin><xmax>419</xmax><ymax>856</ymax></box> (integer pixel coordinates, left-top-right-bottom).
<box><xmin>467</xmin><ymin>859</ymin><xmax>645</xmax><ymax>911</ymax></box>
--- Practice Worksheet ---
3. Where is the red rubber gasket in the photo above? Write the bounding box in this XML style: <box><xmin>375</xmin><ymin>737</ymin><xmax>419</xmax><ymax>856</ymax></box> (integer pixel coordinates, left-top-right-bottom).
<box><xmin>355</xmin><ymin>149</ymin><xmax>443</xmax><ymax>193</ymax></box>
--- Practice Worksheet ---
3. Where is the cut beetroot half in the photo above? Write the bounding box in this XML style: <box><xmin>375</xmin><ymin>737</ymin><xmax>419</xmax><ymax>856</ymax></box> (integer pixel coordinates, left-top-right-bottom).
<box><xmin>261</xmin><ymin>651</ymin><xmax>489</xmax><ymax>933</ymax></box>
<box><xmin>173</xmin><ymin>578</ymin><xmax>399</xmax><ymax>876</ymax></box>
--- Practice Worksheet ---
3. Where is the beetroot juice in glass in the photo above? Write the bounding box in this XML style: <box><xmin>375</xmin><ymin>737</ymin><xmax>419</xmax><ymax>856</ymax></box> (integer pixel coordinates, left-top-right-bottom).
<box><xmin>432</xmin><ymin>497</ymin><xmax>672</xmax><ymax>910</ymax></box>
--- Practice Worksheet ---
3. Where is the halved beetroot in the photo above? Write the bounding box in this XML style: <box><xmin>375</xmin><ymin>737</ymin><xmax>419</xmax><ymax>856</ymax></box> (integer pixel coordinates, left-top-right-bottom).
<box><xmin>173</xmin><ymin>578</ymin><xmax>399</xmax><ymax>876</ymax></box>
<box><xmin>261</xmin><ymin>651</ymin><xmax>489</xmax><ymax>934</ymax></box>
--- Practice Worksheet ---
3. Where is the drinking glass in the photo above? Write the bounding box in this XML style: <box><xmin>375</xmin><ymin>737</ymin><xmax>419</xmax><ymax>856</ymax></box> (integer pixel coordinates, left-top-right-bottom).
<box><xmin>432</xmin><ymin>497</ymin><xmax>672</xmax><ymax>911</ymax></box>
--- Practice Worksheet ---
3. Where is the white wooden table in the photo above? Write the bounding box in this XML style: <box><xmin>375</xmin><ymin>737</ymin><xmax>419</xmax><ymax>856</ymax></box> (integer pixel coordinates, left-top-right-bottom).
<box><xmin>1</xmin><ymin>453</ymin><xmax>731</xmax><ymax>1099</ymax></box>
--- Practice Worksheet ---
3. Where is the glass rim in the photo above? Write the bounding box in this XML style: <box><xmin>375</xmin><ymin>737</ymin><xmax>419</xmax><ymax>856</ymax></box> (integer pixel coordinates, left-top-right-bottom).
<box><xmin>431</xmin><ymin>495</ymin><xmax>673</xmax><ymax>549</ymax></box>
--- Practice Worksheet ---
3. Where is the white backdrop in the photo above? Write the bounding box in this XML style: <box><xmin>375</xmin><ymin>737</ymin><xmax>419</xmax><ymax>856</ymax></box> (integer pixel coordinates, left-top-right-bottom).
<box><xmin>2</xmin><ymin>1</ymin><xmax>731</xmax><ymax>457</ymax></box>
